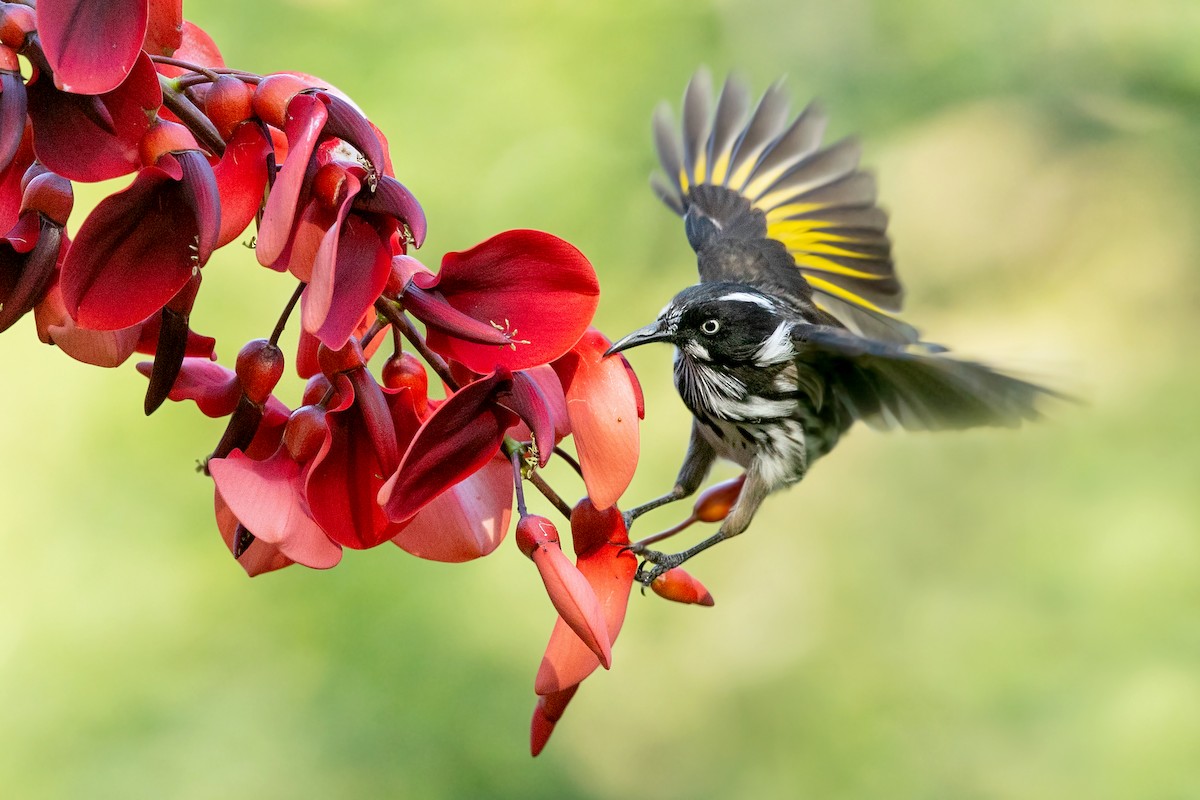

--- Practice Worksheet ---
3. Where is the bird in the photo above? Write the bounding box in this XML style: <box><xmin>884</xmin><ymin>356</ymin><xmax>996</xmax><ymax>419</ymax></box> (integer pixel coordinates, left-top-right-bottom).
<box><xmin>606</xmin><ymin>69</ymin><xmax>1060</xmax><ymax>586</ymax></box>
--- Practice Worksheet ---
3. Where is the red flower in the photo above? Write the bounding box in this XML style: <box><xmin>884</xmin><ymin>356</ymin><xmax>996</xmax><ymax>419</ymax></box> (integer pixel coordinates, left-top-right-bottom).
<box><xmin>36</xmin><ymin>0</ymin><xmax>149</xmax><ymax>95</ymax></box>
<box><xmin>407</xmin><ymin>229</ymin><xmax>600</xmax><ymax>374</ymax></box>
<box><xmin>552</xmin><ymin>329</ymin><xmax>644</xmax><ymax>509</ymax></box>
<box><xmin>26</xmin><ymin>50</ymin><xmax>161</xmax><ymax>182</ymax></box>
<box><xmin>59</xmin><ymin>121</ymin><xmax>220</xmax><ymax>330</ymax></box>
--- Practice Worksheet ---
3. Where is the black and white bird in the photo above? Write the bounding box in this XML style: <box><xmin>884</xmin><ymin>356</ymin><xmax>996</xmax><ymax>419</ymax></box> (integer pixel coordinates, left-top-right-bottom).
<box><xmin>607</xmin><ymin>70</ymin><xmax>1058</xmax><ymax>585</ymax></box>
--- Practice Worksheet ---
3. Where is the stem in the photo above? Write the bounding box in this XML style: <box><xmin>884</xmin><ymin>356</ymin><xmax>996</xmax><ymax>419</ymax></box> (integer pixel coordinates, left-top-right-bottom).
<box><xmin>529</xmin><ymin>473</ymin><xmax>572</xmax><ymax>519</ymax></box>
<box><xmin>150</xmin><ymin>55</ymin><xmax>223</xmax><ymax>83</ymax></box>
<box><xmin>159</xmin><ymin>76</ymin><xmax>226</xmax><ymax>155</ymax></box>
<box><xmin>359</xmin><ymin>317</ymin><xmax>387</xmax><ymax>352</ymax></box>
<box><xmin>269</xmin><ymin>282</ymin><xmax>305</xmax><ymax>346</ymax></box>
<box><xmin>551</xmin><ymin>446</ymin><xmax>583</xmax><ymax>478</ymax></box>
<box><xmin>376</xmin><ymin>298</ymin><xmax>458</xmax><ymax>391</ymax></box>
<box><xmin>510</xmin><ymin>448</ymin><xmax>529</xmax><ymax>518</ymax></box>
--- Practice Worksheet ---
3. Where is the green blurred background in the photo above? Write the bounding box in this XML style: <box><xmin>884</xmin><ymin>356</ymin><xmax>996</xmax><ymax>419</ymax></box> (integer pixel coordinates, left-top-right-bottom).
<box><xmin>2</xmin><ymin>0</ymin><xmax>1199</xmax><ymax>797</ymax></box>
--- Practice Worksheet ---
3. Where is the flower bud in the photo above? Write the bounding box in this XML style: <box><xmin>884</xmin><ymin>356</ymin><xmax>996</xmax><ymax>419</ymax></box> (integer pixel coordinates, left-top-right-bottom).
<box><xmin>515</xmin><ymin>514</ymin><xmax>560</xmax><ymax>560</ymax></box>
<box><xmin>251</xmin><ymin>73</ymin><xmax>310</xmax><ymax>129</ymax></box>
<box><xmin>139</xmin><ymin>119</ymin><xmax>200</xmax><ymax>166</ymax></box>
<box><xmin>236</xmin><ymin>339</ymin><xmax>285</xmax><ymax>405</ymax></box>
<box><xmin>0</xmin><ymin>4</ymin><xmax>36</xmax><ymax>49</ymax></box>
<box><xmin>311</xmin><ymin>162</ymin><xmax>350</xmax><ymax>211</ymax></box>
<box><xmin>20</xmin><ymin>172</ymin><xmax>73</xmax><ymax>226</ymax></box>
<box><xmin>650</xmin><ymin>568</ymin><xmax>715</xmax><ymax>606</ymax></box>
<box><xmin>693</xmin><ymin>474</ymin><xmax>745</xmax><ymax>523</ymax></box>
<box><xmin>204</xmin><ymin>75</ymin><xmax>255</xmax><ymax>141</ymax></box>
<box><xmin>382</xmin><ymin>352</ymin><xmax>429</xmax><ymax>414</ymax></box>
<box><xmin>316</xmin><ymin>339</ymin><xmax>366</xmax><ymax>376</ymax></box>
<box><xmin>283</xmin><ymin>405</ymin><xmax>328</xmax><ymax>464</ymax></box>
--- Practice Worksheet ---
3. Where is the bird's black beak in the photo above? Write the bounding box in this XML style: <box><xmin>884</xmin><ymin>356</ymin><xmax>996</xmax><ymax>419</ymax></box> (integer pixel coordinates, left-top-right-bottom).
<box><xmin>604</xmin><ymin>321</ymin><xmax>672</xmax><ymax>356</ymax></box>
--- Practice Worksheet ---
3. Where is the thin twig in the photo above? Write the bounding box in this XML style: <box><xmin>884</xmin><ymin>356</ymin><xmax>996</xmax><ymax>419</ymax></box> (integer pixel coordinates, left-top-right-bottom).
<box><xmin>551</xmin><ymin>446</ymin><xmax>583</xmax><ymax>478</ymax></box>
<box><xmin>528</xmin><ymin>472</ymin><xmax>572</xmax><ymax>519</ymax></box>
<box><xmin>270</xmin><ymin>282</ymin><xmax>306</xmax><ymax>346</ymax></box>
<box><xmin>158</xmin><ymin>76</ymin><xmax>226</xmax><ymax>156</ymax></box>
<box><xmin>376</xmin><ymin>299</ymin><xmax>459</xmax><ymax>391</ymax></box>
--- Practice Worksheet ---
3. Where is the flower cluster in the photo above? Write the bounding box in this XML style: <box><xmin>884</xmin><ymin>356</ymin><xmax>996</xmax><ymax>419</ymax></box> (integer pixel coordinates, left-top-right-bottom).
<box><xmin>0</xmin><ymin>0</ymin><xmax>738</xmax><ymax>754</ymax></box>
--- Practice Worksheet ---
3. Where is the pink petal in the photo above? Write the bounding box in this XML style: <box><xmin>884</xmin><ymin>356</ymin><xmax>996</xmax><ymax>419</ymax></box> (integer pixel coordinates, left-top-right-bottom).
<box><xmin>257</xmin><ymin>93</ymin><xmax>327</xmax><ymax>267</ymax></box>
<box><xmin>134</xmin><ymin>357</ymin><xmax>239</xmax><ymax>417</ymax></box>
<box><xmin>27</xmin><ymin>51</ymin><xmax>161</xmax><ymax>182</ymax></box>
<box><xmin>552</xmin><ymin>329</ymin><xmax>640</xmax><ymax>509</ymax></box>
<box><xmin>34</xmin><ymin>283</ymin><xmax>142</xmax><ymax>367</ymax></box>
<box><xmin>503</xmin><ymin>370</ymin><xmax>556</xmax><ymax>467</ymax></box>
<box><xmin>210</xmin><ymin>448</ymin><xmax>342</xmax><ymax>569</ymax></box>
<box><xmin>380</xmin><ymin>369</ymin><xmax>518</xmax><ymax>523</ymax></box>
<box><xmin>214</xmin><ymin>487</ymin><xmax>293</xmax><ymax>577</ymax></box>
<box><xmin>424</xmin><ymin>230</ymin><xmax>600</xmax><ymax>373</ymax></box>
<box><xmin>391</xmin><ymin>454</ymin><xmax>513</xmax><ymax>562</ymax></box>
<box><xmin>37</xmin><ymin>0</ymin><xmax>148</xmax><ymax>95</ymax></box>
<box><xmin>353</xmin><ymin>175</ymin><xmax>425</xmax><ymax>247</ymax></box>
<box><xmin>0</xmin><ymin>71</ymin><xmax>28</xmax><ymax>175</ymax></box>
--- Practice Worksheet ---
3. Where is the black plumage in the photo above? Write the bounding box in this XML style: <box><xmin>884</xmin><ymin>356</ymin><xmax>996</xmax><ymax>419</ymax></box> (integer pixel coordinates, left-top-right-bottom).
<box><xmin>608</xmin><ymin>69</ymin><xmax>1059</xmax><ymax>585</ymax></box>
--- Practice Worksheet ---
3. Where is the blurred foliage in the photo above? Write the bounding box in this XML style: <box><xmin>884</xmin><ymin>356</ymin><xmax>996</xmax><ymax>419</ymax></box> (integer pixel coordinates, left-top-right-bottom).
<box><xmin>2</xmin><ymin>0</ymin><xmax>1199</xmax><ymax>797</ymax></box>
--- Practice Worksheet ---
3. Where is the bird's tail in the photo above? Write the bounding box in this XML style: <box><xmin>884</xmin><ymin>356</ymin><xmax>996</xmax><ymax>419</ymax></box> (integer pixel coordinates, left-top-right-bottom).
<box><xmin>652</xmin><ymin>68</ymin><xmax>912</xmax><ymax>343</ymax></box>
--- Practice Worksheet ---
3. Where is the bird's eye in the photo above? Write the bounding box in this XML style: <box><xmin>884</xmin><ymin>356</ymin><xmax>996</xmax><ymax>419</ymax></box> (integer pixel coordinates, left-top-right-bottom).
<box><xmin>700</xmin><ymin>319</ymin><xmax>720</xmax><ymax>335</ymax></box>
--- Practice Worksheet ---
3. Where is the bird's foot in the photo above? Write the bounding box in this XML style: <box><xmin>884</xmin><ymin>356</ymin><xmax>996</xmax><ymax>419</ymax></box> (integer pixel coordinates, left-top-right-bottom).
<box><xmin>630</xmin><ymin>546</ymin><xmax>687</xmax><ymax>586</ymax></box>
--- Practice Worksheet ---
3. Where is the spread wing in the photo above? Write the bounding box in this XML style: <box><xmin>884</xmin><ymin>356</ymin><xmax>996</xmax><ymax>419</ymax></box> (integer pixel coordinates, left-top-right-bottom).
<box><xmin>653</xmin><ymin>69</ymin><xmax>916</xmax><ymax>344</ymax></box>
<box><xmin>790</xmin><ymin>324</ymin><xmax>1058</xmax><ymax>431</ymax></box>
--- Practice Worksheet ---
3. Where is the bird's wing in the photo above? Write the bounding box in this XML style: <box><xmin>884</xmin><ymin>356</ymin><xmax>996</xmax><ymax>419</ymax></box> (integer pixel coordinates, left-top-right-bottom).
<box><xmin>790</xmin><ymin>324</ymin><xmax>1058</xmax><ymax>431</ymax></box>
<box><xmin>653</xmin><ymin>69</ymin><xmax>915</xmax><ymax>344</ymax></box>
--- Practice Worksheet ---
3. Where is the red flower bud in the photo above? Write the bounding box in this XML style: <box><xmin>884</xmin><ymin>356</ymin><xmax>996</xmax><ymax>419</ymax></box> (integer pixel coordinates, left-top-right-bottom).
<box><xmin>650</xmin><ymin>568</ymin><xmax>715</xmax><ymax>606</ymax></box>
<box><xmin>20</xmin><ymin>171</ymin><xmax>73</xmax><ymax>226</ymax></box>
<box><xmin>311</xmin><ymin>162</ymin><xmax>349</xmax><ymax>211</ymax></box>
<box><xmin>515</xmin><ymin>514</ymin><xmax>560</xmax><ymax>560</ymax></box>
<box><xmin>140</xmin><ymin>119</ymin><xmax>200</xmax><ymax>166</ymax></box>
<box><xmin>381</xmin><ymin>352</ymin><xmax>428</xmax><ymax>415</ymax></box>
<box><xmin>316</xmin><ymin>338</ymin><xmax>365</xmax><ymax>376</ymax></box>
<box><xmin>693</xmin><ymin>474</ymin><xmax>745</xmax><ymax>523</ymax></box>
<box><xmin>204</xmin><ymin>75</ymin><xmax>254</xmax><ymax>141</ymax></box>
<box><xmin>251</xmin><ymin>73</ymin><xmax>309</xmax><ymax>129</ymax></box>
<box><xmin>236</xmin><ymin>339</ymin><xmax>285</xmax><ymax>405</ymax></box>
<box><xmin>0</xmin><ymin>4</ymin><xmax>35</xmax><ymax>49</ymax></box>
<box><xmin>283</xmin><ymin>405</ymin><xmax>327</xmax><ymax>464</ymax></box>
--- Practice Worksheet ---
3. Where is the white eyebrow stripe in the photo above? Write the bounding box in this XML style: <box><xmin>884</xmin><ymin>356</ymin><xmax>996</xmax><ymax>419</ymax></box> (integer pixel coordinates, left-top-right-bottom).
<box><xmin>717</xmin><ymin>292</ymin><xmax>773</xmax><ymax>309</ymax></box>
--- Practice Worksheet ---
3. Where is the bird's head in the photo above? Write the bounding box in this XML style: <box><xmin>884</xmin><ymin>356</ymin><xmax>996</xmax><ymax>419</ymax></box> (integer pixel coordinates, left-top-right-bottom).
<box><xmin>605</xmin><ymin>283</ymin><xmax>792</xmax><ymax>365</ymax></box>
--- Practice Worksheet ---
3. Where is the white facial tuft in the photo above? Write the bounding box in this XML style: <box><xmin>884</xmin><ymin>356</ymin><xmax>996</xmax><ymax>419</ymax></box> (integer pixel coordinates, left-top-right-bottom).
<box><xmin>716</xmin><ymin>291</ymin><xmax>773</xmax><ymax>309</ymax></box>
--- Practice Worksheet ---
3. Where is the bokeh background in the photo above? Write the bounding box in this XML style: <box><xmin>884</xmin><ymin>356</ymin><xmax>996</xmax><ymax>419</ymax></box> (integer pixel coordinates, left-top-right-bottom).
<box><xmin>2</xmin><ymin>0</ymin><xmax>1198</xmax><ymax>797</ymax></box>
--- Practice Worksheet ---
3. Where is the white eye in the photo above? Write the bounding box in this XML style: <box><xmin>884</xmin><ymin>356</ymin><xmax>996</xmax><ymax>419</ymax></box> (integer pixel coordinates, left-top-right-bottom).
<box><xmin>700</xmin><ymin>319</ymin><xmax>720</xmax><ymax>335</ymax></box>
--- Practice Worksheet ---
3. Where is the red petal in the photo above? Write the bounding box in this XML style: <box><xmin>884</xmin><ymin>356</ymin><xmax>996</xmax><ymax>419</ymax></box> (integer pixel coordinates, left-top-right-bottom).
<box><xmin>257</xmin><ymin>93</ymin><xmax>327</xmax><ymax>267</ymax></box>
<box><xmin>530</xmin><ymin>685</ymin><xmax>578</xmax><ymax>757</ymax></box>
<box><xmin>59</xmin><ymin>164</ymin><xmax>198</xmax><ymax>329</ymax></box>
<box><xmin>391</xmin><ymin>453</ymin><xmax>513</xmax><ymax>562</ymax></box>
<box><xmin>37</xmin><ymin>0</ymin><xmax>147</xmax><ymax>95</ymax></box>
<box><xmin>210</xmin><ymin>448</ymin><xmax>342</xmax><ymax>569</ymax></box>
<box><xmin>142</xmin><ymin>0</ymin><xmax>183</xmax><ymax>57</ymax></box>
<box><xmin>213</xmin><ymin>122</ymin><xmax>271</xmax><ymax>248</ymax></box>
<box><xmin>531</xmin><ymin>541</ymin><xmax>613</xmax><ymax>667</ymax></box>
<box><xmin>28</xmin><ymin>50</ymin><xmax>160</xmax><ymax>181</ymax></box>
<box><xmin>552</xmin><ymin>329</ymin><xmax>640</xmax><ymax>509</ymax></box>
<box><xmin>308</xmin><ymin>215</ymin><xmax>392</xmax><ymax>351</ymax></box>
<box><xmin>0</xmin><ymin>72</ymin><xmax>28</xmax><ymax>175</ymax></box>
<box><xmin>353</xmin><ymin>174</ymin><xmax>425</xmax><ymax>247</ymax></box>
<box><xmin>0</xmin><ymin>122</ymin><xmax>33</xmax><ymax>232</ymax></box>
<box><xmin>380</xmin><ymin>369</ymin><xmax>518</xmax><ymax>523</ymax></box>
<box><xmin>425</xmin><ymin>230</ymin><xmax>600</xmax><ymax>373</ymax></box>
<box><xmin>534</xmin><ymin>539</ymin><xmax>636</xmax><ymax>695</ymax></box>
<box><xmin>303</xmin><ymin>378</ymin><xmax>398</xmax><ymax>549</ymax></box>
<box><xmin>35</xmin><ymin>283</ymin><xmax>142</xmax><ymax>367</ymax></box>
<box><xmin>401</xmin><ymin>284</ymin><xmax>512</xmax><ymax>347</ymax></box>
<box><xmin>173</xmin><ymin>150</ymin><xmax>221</xmax><ymax>263</ymax></box>
<box><xmin>503</xmin><ymin>370</ymin><xmax>556</xmax><ymax>467</ymax></box>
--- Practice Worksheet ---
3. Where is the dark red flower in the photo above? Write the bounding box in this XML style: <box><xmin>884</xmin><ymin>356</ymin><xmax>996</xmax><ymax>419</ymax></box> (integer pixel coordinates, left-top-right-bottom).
<box><xmin>27</xmin><ymin>50</ymin><xmax>161</xmax><ymax>182</ymax></box>
<box><xmin>59</xmin><ymin>126</ymin><xmax>220</xmax><ymax>330</ymax></box>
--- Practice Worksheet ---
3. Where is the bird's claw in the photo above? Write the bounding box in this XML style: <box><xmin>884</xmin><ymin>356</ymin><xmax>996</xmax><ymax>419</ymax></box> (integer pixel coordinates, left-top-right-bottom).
<box><xmin>633</xmin><ymin>548</ymin><xmax>682</xmax><ymax>587</ymax></box>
